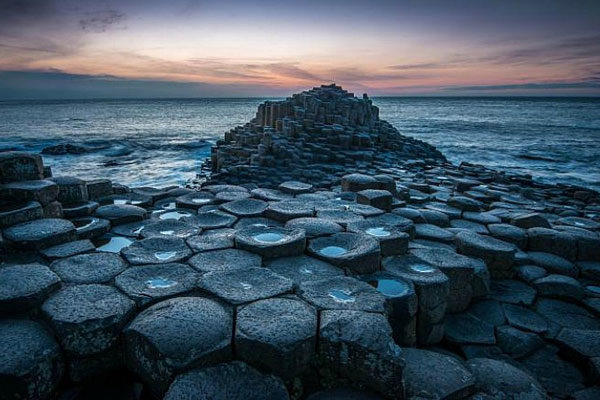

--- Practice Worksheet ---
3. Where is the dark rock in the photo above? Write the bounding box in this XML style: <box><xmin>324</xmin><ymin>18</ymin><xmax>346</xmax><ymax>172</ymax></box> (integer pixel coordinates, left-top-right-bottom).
<box><xmin>356</xmin><ymin>189</ymin><xmax>393</xmax><ymax>211</ymax></box>
<box><xmin>449</xmin><ymin>219</ymin><xmax>488</xmax><ymax>234</ymax></box>
<box><xmin>528</xmin><ymin>227</ymin><xmax>577</xmax><ymax>261</ymax></box>
<box><xmin>532</xmin><ymin>274</ymin><xmax>584</xmax><ymax>301</ymax></box>
<box><xmin>466</xmin><ymin>358</ymin><xmax>545</xmax><ymax>399</ymax></box>
<box><xmin>278</xmin><ymin>180</ymin><xmax>313</xmax><ymax>194</ymax></box>
<box><xmin>62</xmin><ymin>201</ymin><xmax>99</xmax><ymax>218</ymax></box>
<box><xmin>316</xmin><ymin>209</ymin><xmax>364</xmax><ymax>227</ymax></box>
<box><xmin>510</xmin><ymin>213</ymin><xmax>551</xmax><ymax>229</ymax></box>
<box><xmin>402</xmin><ymin>347</ymin><xmax>474</xmax><ymax>399</ymax></box>
<box><xmin>42</xmin><ymin>284</ymin><xmax>135</xmax><ymax>357</ymax></box>
<box><xmin>571</xmin><ymin>387</ymin><xmax>600</xmax><ymax>400</ymax></box>
<box><xmin>579</xmin><ymin>261</ymin><xmax>600</xmax><ymax>281</ymax></box>
<box><xmin>139</xmin><ymin>219</ymin><xmax>200</xmax><ymax>239</ymax></box>
<box><xmin>121</xmin><ymin>236</ymin><xmax>192</xmax><ymax>265</ymax></box>
<box><xmin>490</xmin><ymin>279</ymin><xmax>536</xmax><ymax>305</ymax></box>
<box><xmin>197</xmin><ymin>267</ymin><xmax>293</xmax><ymax>305</ymax></box>
<box><xmin>307</xmin><ymin>232</ymin><xmax>380</xmax><ymax>274</ymax></box>
<box><xmin>555</xmin><ymin>328</ymin><xmax>600</xmax><ymax>361</ymax></box>
<box><xmin>445</xmin><ymin>313</ymin><xmax>496</xmax><ymax>345</ymax></box>
<box><xmin>496</xmin><ymin>325</ymin><xmax>544</xmax><ymax>358</ymax></box>
<box><xmin>235</xmin><ymin>217</ymin><xmax>283</xmax><ymax>229</ymax></box>
<box><xmin>297</xmin><ymin>276</ymin><xmax>386</xmax><ymax>312</ymax></box>
<box><xmin>95</xmin><ymin>204</ymin><xmax>147</xmax><ymax>225</ymax></box>
<box><xmin>86</xmin><ymin>179</ymin><xmax>112</xmax><ymax>200</ymax></box>
<box><xmin>265</xmin><ymin>200</ymin><xmax>314</xmax><ymax>222</ymax></box>
<box><xmin>42</xmin><ymin>200</ymin><xmax>62</xmax><ymax>218</ymax></box>
<box><xmin>555</xmin><ymin>216</ymin><xmax>600</xmax><ymax>231</ymax></box>
<box><xmin>176</xmin><ymin>191</ymin><xmax>216</xmax><ymax>210</ymax></box>
<box><xmin>455</xmin><ymin>231</ymin><xmax>516</xmax><ymax>279</ymax></box>
<box><xmin>42</xmin><ymin>143</ymin><xmax>88</xmax><ymax>155</ymax></box>
<box><xmin>347</xmin><ymin>220</ymin><xmax>410</xmax><ymax>256</ymax></box>
<box><xmin>285</xmin><ymin>217</ymin><xmax>343</xmax><ymax>237</ymax></box>
<box><xmin>468</xmin><ymin>300</ymin><xmax>506</xmax><ymax>327</ymax></box>
<box><xmin>215</xmin><ymin>190</ymin><xmax>251</xmax><ymax>202</ymax></box>
<box><xmin>414</xmin><ymin>223</ymin><xmax>454</xmax><ymax>242</ymax></box>
<box><xmin>0</xmin><ymin>263</ymin><xmax>61</xmax><ymax>314</ymax></box>
<box><xmin>0</xmin><ymin>320</ymin><xmax>64</xmax><ymax>400</ymax></box>
<box><xmin>0</xmin><ymin>179</ymin><xmax>58</xmax><ymax>205</ymax></box>
<box><xmin>50</xmin><ymin>252</ymin><xmax>127</xmax><ymax>284</ymax></box>
<box><xmin>503</xmin><ymin>303</ymin><xmax>548</xmax><ymax>334</ymax></box>
<box><xmin>0</xmin><ymin>201</ymin><xmax>43</xmax><ymax>228</ymax></box>
<box><xmin>265</xmin><ymin>255</ymin><xmax>343</xmax><ymax>288</ymax></box>
<box><xmin>235</xmin><ymin>225</ymin><xmax>306</xmax><ymax>258</ymax></box>
<box><xmin>99</xmin><ymin>192</ymin><xmax>152</xmax><ymax>207</ymax></box>
<box><xmin>515</xmin><ymin>264</ymin><xmax>547</xmax><ymax>283</ymax></box>
<box><xmin>220</xmin><ymin>198</ymin><xmax>268</xmax><ymax>217</ymax></box>
<box><xmin>164</xmin><ymin>361</ymin><xmax>289</xmax><ymax>400</ymax></box>
<box><xmin>115</xmin><ymin>263</ymin><xmax>200</xmax><ymax>307</ymax></box>
<box><xmin>306</xmin><ymin>388</ymin><xmax>382</xmax><ymax>400</ymax></box>
<box><xmin>0</xmin><ymin>151</ymin><xmax>44</xmax><ymax>182</ymax></box>
<box><xmin>536</xmin><ymin>298</ymin><xmax>600</xmax><ymax>331</ymax></box>
<box><xmin>188</xmin><ymin>248</ymin><xmax>262</xmax><ymax>273</ymax></box>
<box><xmin>72</xmin><ymin>217</ymin><xmax>110</xmax><ymax>240</ymax></box>
<box><xmin>186</xmin><ymin>228</ymin><xmax>235</xmax><ymax>252</ymax></box>
<box><xmin>341</xmin><ymin>174</ymin><xmax>379</xmax><ymax>192</ymax></box>
<box><xmin>3</xmin><ymin>218</ymin><xmax>76</xmax><ymax>249</ymax></box>
<box><xmin>124</xmin><ymin>297</ymin><xmax>233</xmax><ymax>395</ymax></box>
<box><xmin>195</xmin><ymin>210</ymin><xmax>237</xmax><ymax>229</ymax></box>
<box><xmin>40</xmin><ymin>239</ymin><xmax>95</xmax><ymax>259</ymax></box>
<box><xmin>319</xmin><ymin>310</ymin><xmax>404</xmax><ymax>398</ymax></box>
<box><xmin>50</xmin><ymin>176</ymin><xmax>89</xmax><ymax>204</ymax></box>
<box><xmin>527</xmin><ymin>251</ymin><xmax>578</xmax><ymax>277</ymax></box>
<box><xmin>236</xmin><ymin>297</ymin><xmax>317</xmax><ymax>379</ymax></box>
<box><xmin>448</xmin><ymin>195</ymin><xmax>482</xmax><ymax>212</ymax></box>
<box><xmin>251</xmin><ymin>188</ymin><xmax>293</xmax><ymax>201</ymax></box>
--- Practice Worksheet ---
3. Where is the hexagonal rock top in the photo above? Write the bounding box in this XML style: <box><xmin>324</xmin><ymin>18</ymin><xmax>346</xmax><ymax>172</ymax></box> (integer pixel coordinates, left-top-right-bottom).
<box><xmin>285</xmin><ymin>217</ymin><xmax>343</xmax><ymax>238</ymax></box>
<box><xmin>307</xmin><ymin>232</ymin><xmax>380</xmax><ymax>274</ymax></box>
<box><xmin>236</xmin><ymin>297</ymin><xmax>317</xmax><ymax>379</ymax></box>
<box><xmin>95</xmin><ymin>204</ymin><xmax>147</xmax><ymax>225</ymax></box>
<box><xmin>123</xmin><ymin>297</ymin><xmax>233</xmax><ymax>395</ymax></box>
<box><xmin>341</xmin><ymin>174</ymin><xmax>379</xmax><ymax>192</ymax></box>
<box><xmin>121</xmin><ymin>237</ymin><xmax>192</xmax><ymax>265</ymax></box>
<box><xmin>195</xmin><ymin>210</ymin><xmax>238</xmax><ymax>229</ymax></box>
<box><xmin>3</xmin><ymin>218</ymin><xmax>76</xmax><ymax>249</ymax></box>
<box><xmin>220</xmin><ymin>198</ymin><xmax>268</xmax><ymax>217</ymax></box>
<box><xmin>50</xmin><ymin>252</ymin><xmax>127</xmax><ymax>284</ymax></box>
<box><xmin>466</xmin><ymin>358</ymin><xmax>546</xmax><ymax>399</ymax></box>
<box><xmin>197</xmin><ymin>267</ymin><xmax>293</xmax><ymax>305</ymax></box>
<box><xmin>41</xmin><ymin>284</ymin><xmax>135</xmax><ymax>357</ymax></box>
<box><xmin>139</xmin><ymin>219</ymin><xmax>200</xmax><ymax>239</ymax></box>
<box><xmin>115</xmin><ymin>263</ymin><xmax>200</xmax><ymax>306</ymax></box>
<box><xmin>265</xmin><ymin>255</ymin><xmax>344</xmax><ymax>288</ymax></box>
<box><xmin>455</xmin><ymin>230</ymin><xmax>516</xmax><ymax>279</ymax></box>
<box><xmin>0</xmin><ymin>320</ymin><xmax>64</xmax><ymax>400</ymax></box>
<box><xmin>0</xmin><ymin>263</ymin><xmax>61</xmax><ymax>314</ymax></box>
<box><xmin>278</xmin><ymin>181</ymin><xmax>313</xmax><ymax>195</ymax></box>
<box><xmin>188</xmin><ymin>248</ymin><xmax>263</xmax><ymax>274</ymax></box>
<box><xmin>319</xmin><ymin>309</ymin><xmax>404</xmax><ymax>398</ymax></box>
<box><xmin>164</xmin><ymin>361</ymin><xmax>289</xmax><ymax>400</ymax></box>
<box><xmin>234</xmin><ymin>225</ymin><xmax>306</xmax><ymax>258</ymax></box>
<box><xmin>297</xmin><ymin>276</ymin><xmax>386</xmax><ymax>312</ymax></box>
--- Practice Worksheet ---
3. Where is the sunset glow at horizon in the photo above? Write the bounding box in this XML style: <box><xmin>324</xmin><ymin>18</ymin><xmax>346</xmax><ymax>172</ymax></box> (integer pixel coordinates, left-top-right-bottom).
<box><xmin>1</xmin><ymin>0</ymin><xmax>599</xmax><ymax>98</ymax></box>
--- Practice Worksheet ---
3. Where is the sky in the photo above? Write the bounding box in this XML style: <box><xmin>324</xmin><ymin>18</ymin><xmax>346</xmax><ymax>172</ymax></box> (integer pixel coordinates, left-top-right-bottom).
<box><xmin>0</xmin><ymin>0</ymin><xmax>599</xmax><ymax>99</ymax></box>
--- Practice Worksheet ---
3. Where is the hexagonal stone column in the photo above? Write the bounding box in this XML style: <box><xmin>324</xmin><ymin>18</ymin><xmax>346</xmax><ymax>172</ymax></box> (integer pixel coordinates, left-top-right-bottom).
<box><xmin>0</xmin><ymin>263</ymin><xmax>61</xmax><ymax>314</ymax></box>
<box><xmin>318</xmin><ymin>310</ymin><xmax>404</xmax><ymax>398</ymax></box>
<box><xmin>356</xmin><ymin>189</ymin><xmax>393</xmax><ymax>211</ymax></box>
<box><xmin>3</xmin><ymin>218</ymin><xmax>76</xmax><ymax>249</ymax></box>
<box><xmin>278</xmin><ymin>180</ymin><xmax>313</xmax><ymax>195</ymax></box>
<box><xmin>50</xmin><ymin>176</ymin><xmax>89</xmax><ymax>204</ymax></box>
<box><xmin>235</xmin><ymin>226</ymin><xmax>306</xmax><ymax>258</ymax></box>
<box><xmin>285</xmin><ymin>217</ymin><xmax>343</xmax><ymax>238</ymax></box>
<box><xmin>0</xmin><ymin>320</ymin><xmax>64</xmax><ymax>400</ymax></box>
<box><xmin>164</xmin><ymin>361</ymin><xmax>289</xmax><ymax>400</ymax></box>
<box><xmin>360</xmin><ymin>272</ymin><xmax>418</xmax><ymax>346</ymax></box>
<box><xmin>236</xmin><ymin>297</ymin><xmax>317</xmax><ymax>379</ymax></box>
<box><xmin>123</xmin><ymin>297</ymin><xmax>233</xmax><ymax>395</ymax></box>
<box><xmin>265</xmin><ymin>200</ymin><xmax>315</xmax><ymax>222</ymax></box>
<box><xmin>410</xmin><ymin>247</ymin><xmax>476</xmax><ymax>313</ymax></box>
<box><xmin>198</xmin><ymin>268</ymin><xmax>293</xmax><ymax>305</ymax></box>
<box><xmin>265</xmin><ymin>255</ymin><xmax>343</xmax><ymax>288</ymax></box>
<box><xmin>121</xmin><ymin>237</ymin><xmax>192</xmax><ymax>264</ymax></box>
<box><xmin>347</xmin><ymin>220</ymin><xmax>409</xmax><ymax>256</ymax></box>
<box><xmin>220</xmin><ymin>198</ymin><xmax>268</xmax><ymax>217</ymax></box>
<box><xmin>341</xmin><ymin>174</ymin><xmax>379</xmax><ymax>192</ymax></box>
<box><xmin>189</xmin><ymin>248</ymin><xmax>262</xmax><ymax>274</ymax></box>
<box><xmin>455</xmin><ymin>231</ymin><xmax>516</xmax><ymax>279</ymax></box>
<box><xmin>139</xmin><ymin>219</ymin><xmax>200</xmax><ymax>239</ymax></box>
<box><xmin>115</xmin><ymin>263</ymin><xmax>200</xmax><ymax>307</ymax></box>
<box><xmin>95</xmin><ymin>204</ymin><xmax>147</xmax><ymax>225</ymax></box>
<box><xmin>195</xmin><ymin>210</ymin><xmax>238</xmax><ymax>229</ymax></box>
<box><xmin>307</xmin><ymin>232</ymin><xmax>380</xmax><ymax>274</ymax></box>
<box><xmin>297</xmin><ymin>276</ymin><xmax>386</xmax><ymax>313</ymax></box>
<box><xmin>383</xmin><ymin>255</ymin><xmax>449</xmax><ymax>345</ymax></box>
<box><xmin>50</xmin><ymin>252</ymin><xmax>127</xmax><ymax>284</ymax></box>
<box><xmin>0</xmin><ymin>151</ymin><xmax>44</xmax><ymax>182</ymax></box>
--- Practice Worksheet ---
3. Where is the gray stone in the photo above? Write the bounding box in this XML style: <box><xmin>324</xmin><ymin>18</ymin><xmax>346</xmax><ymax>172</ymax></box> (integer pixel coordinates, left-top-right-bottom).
<box><xmin>298</xmin><ymin>276</ymin><xmax>386</xmax><ymax>312</ymax></box>
<box><xmin>42</xmin><ymin>284</ymin><xmax>135</xmax><ymax>357</ymax></box>
<box><xmin>0</xmin><ymin>201</ymin><xmax>44</xmax><ymax>228</ymax></box>
<box><xmin>278</xmin><ymin>180</ymin><xmax>313</xmax><ymax>194</ymax></box>
<box><xmin>285</xmin><ymin>217</ymin><xmax>343</xmax><ymax>237</ymax></box>
<box><xmin>0</xmin><ymin>263</ymin><xmax>61</xmax><ymax>314</ymax></box>
<box><xmin>175</xmin><ymin>191</ymin><xmax>216</xmax><ymax>210</ymax></box>
<box><xmin>121</xmin><ymin>237</ymin><xmax>192</xmax><ymax>265</ymax></box>
<box><xmin>164</xmin><ymin>361</ymin><xmax>289</xmax><ymax>400</ymax></box>
<box><xmin>139</xmin><ymin>219</ymin><xmax>200</xmax><ymax>239</ymax></box>
<box><xmin>466</xmin><ymin>358</ymin><xmax>545</xmax><ymax>399</ymax></box>
<box><xmin>265</xmin><ymin>200</ymin><xmax>314</xmax><ymax>222</ymax></box>
<box><xmin>445</xmin><ymin>313</ymin><xmax>496</xmax><ymax>345</ymax></box>
<box><xmin>265</xmin><ymin>255</ymin><xmax>343</xmax><ymax>288</ymax></box>
<box><xmin>515</xmin><ymin>264</ymin><xmax>547</xmax><ymax>283</ymax></box>
<box><xmin>449</xmin><ymin>219</ymin><xmax>488</xmax><ymax>234</ymax></box>
<box><xmin>62</xmin><ymin>201</ymin><xmax>99</xmax><ymax>218</ymax></box>
<box><xmin>536</xmin><ymin>299</ymin><xmax>600</xmax><ymax>331</ymax></box>
<box><xmin>341</xmin><ymin>174</ymin><xmax>379</xmax><ymax>192</ymax></box>
<box><xmin>490</xmin><ymin>279</ymin><xmax>536</xmax><ymax>305</ymax></box>
<box><xmin>236</xmin><ymin>297</ymin><xmax>317</xmax><ymax>379</ymax></box>
<box><xmin>86</xmin><ymin>179</ymin><xmax>112</xmax><ymax>200</ymax></box>
<box><xmin>510</xmin><ymin>213</ymin><xmax>551</xmax><ymax>229</ymax></box>
<box><xmin>72</xmin><ymin>216</ymin><xmax>110</xmax><ymax>240</ymax></box>
<box><xmin>115</xmin><ymin>263</ymin><xmax>200</xmax><ymax>307</ymax></box>
<box><xmin>220</xmin><ymin>198</ymin><xmax>268</xmax><ymax>217</ymax></box>
<box><xmin>194</xmin><ymin>210</ymin><xmax>237</xmax><ymax>229</ymax></box>
<box><xmin>0</xmin><ymin>151</ymin><xmax>44</xmax><ymax>182</ymax></box>
<box><xmin>503</xmin><ymin>303</ymin><xmax>548</xmax><ymax>334</ymax></box>
<box><xmin>414</xmin><ymin>223</ymin><xmax>454</xmax><ymax>242</ymax></box>
<box><xmin>95</xmin><ymin>204</ymin><xmax>147</xmax><ymax>225</ymax></box>
<box><xmin>448</xmin><ymin>195</ymin><xmax>482</xmax><ymax>212</ymax></box>
<box><xmin>555</xmin><ymin>328</ymin><xmax>600</xmax><ymax>360</ymax></box>
<box><xmin>0</xmin><ymin>320</ymin><xmax>63</xmax><ymax>400</ymax></box>
<box><xmin>3</xmin><ymin>218</ymin><xmax>76</xmax><ymax>249</ymax></box>
<box><xmin>468</xmin><ymin>300</ymin><xmax>506</xmax><ymax>327</ymax></box>
<box><xmin>1</xmin><ymin>179</ymin><xmax>57</xmax><ymax>206</ymax></box>
<box><xmin>527</xmin><ymin>227</ymin><xmax>577</xmax><ymax>261</ymax></box>
<box><xmin>356</xmin><ymin>189</ymin><xmax>393</xmax><ymax>211</ymax></box>
<box><xmin>40</xmin><ymin>239</ymin><xmax>94</xmax><ymax>259</ymax></box>
<box><xmin>50</xmin><ymin>252</ymin><xmax>127</xmax><ymax>284</ymax></box>
<box><xmin>495</xmin><ymin>325</ymin><xmax>544</xmax><ymax>358</ymax></box>
<box><xmin>50</xmin><ymin>176</ymin><xmax>89</xmax><ymax>204</ymax></box>
<box><xmin>316</xmin><ymin>209</ymin><xmax>364</xmax><ymax>227</ymax></box>
<box><xmin>235</xmin><ymin>225</ymin><xmax>306</xmax><ymax>258</ymax></box>
<box><xmin>188</xmin><ymin>248</ymin><xmax>262</xmax><ymax>273</ymax></box>
<box><xmin>347</xmin><ymin>220</ymin><xmax>410</xmax><ymax>256</ymax></box>
<box><xmin>251</xmin><ymin>188</ymin><xmax>293</xmax><ymax>201</ymax></box>
<box><xmin>198</xmin><ymin>267</ymin><xmax>293</xmax><ymax>305</ymax></box>
<box><xmin>402</xmin><ymin>347</ymin><xmax>474</xmax><ymax>400</ymax></box>
<box><xmin>215</xmin><ymin>190</ymin><xmax>252</xmax><ymax>202</ymax></box>
<box><xmin>532</xmin><ymin>274</ymin><xmax>584</xmax><ymax>301</ymax></box>
<box><xmin>527</xmin><ymin>251</ymin><xmax>578</xmax><ymax>277</ymax></box>
<box><xmin>186</xmin><ymin>228</ymin><xmax>235</xmax><ymax>252</ymax></box>
<box><xmin>307</xmin><ymin>232</ymin><xmax>380</xmax><ymax>274</ymax></box>
<box><xmin>124</xmin><ymin>297</ymin><xmax>233</xmax><ymax>395</ymax></box>
<box><xmin>455</xmin><ymin>231</ymin><xmax>516</xmax><ymax>279</ymax></box>
<box><xmin>319</xmin><ymin>310</ymin><xmax>404</xmax><ymax>398</ymax></box>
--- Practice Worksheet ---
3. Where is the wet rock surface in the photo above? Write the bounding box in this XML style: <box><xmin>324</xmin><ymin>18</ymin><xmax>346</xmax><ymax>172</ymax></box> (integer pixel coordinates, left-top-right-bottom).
<box><xmin>2</xmin><ymin>85</ymin><xmax>600</xmax><ymax>399</ymax></box>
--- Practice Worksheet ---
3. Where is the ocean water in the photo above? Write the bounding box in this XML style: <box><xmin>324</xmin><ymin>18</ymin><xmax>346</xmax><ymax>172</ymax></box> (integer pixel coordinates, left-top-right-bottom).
<box><xmin>0</xmin><ymin>97</ymin><xmax>598</xmax><ymax>190</ymax></box>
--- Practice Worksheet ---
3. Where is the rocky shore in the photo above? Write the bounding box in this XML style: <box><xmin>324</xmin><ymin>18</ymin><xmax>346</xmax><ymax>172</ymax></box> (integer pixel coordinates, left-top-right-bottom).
<box><xmin>1</xmin><ymin>85</ymin><xmax>600</xmax><ymax>400</ymax></box>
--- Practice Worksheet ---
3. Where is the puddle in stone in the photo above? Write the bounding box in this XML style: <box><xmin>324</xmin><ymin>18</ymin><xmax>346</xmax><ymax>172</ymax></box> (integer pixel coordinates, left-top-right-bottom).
<box><xmin>252</xmin><ymin>223</ymin><xmax>269</xmax><ymax>228</ymax></box>
<box><xmin>411</xmin><ymin>264</ymin><xmax>436</xmax><ymax>273</ymax></box>
<box><xmin>253</xmin><ymin>232</ymin><xmax>285</xmax><ymax>243</ymax></box>
<box><xmin>319</xmin><ymin>246</ymin><xmax>347</xmax><ymax>257</ymax></box>
<box><xmin>366</xmin><ymin>227</ymin><xmax>391</xmax><ymax>237</ymax></box>
<box><xmin>161</xmin><ymin>202</ymin><xmax>176</xmax><ymax>210</ymax></box>
<box><xmin>114</xmin><ymin>199</ymin><xmax>127</xmax><ymax>205</ymax></box>
<box><xmin>586</xmin><ymin>285</ymin><xmax>600</xmax><ymax>294</ymax></box>
<box><xmin>154</xmin><ymin>251</ymin><xmax>177</xmax><ymax>260</ymax></box>
<box><xmin>159</xmin><ymin>211</ymin><xmax>191</xmax><ymax>221</ymax></box>
<box><xmin>145</xmin><ymin>277</ymin><xmax>177</xmax><ymax>289</ymax></box>
<box><xmin>240</xmin><ymin>282</ymin><xmax>253</xmax><ymax>290</ymax></box>
<box><xmin>96</xmin><ymin>236</ymin><xmax>132</xmax><ymax>253</ymax></box>
<box><xmin>75</xmin><ymin>218</ymin><xmax>96</xmax><ymax>230</ymax></box>
<box><xmin>368</xmin><ymin>279</ymin><xmax>409</xmax><ymax>297</ymax></box>
<box><xmin>131</xmin><ymin>200</ymin><xmax>143</xmax><ymax>205</ymax></box>
<box><xmin>192</xmin><ymin>198</ymin><xmax>211</xmax><ymax>204</ymax></box>
<box><xmin>328</xmin><ymin>289</ymin><xmax>355</xmax><ymax>303</ymax></box>
<box><xmin>300</xmin><ymin>267</ymin><xmax>314</xmax><ymax>275</ymax></box>
<box><xmin>133</xmin><ymin>226</ymin><xmax>145</xmax><ymax>235</ymax></box>
<box><xmin>160</xmin><ymin>230</ymin><xmax>175</xmax><ymax>235</ymax></box>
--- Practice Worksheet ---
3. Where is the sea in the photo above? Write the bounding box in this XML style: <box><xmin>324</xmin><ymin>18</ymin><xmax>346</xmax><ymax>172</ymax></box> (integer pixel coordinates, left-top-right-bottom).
<box><xmin>0</xmin><ymin>97</ymin><xmax>599</xmax><ymax>190</ymax></box>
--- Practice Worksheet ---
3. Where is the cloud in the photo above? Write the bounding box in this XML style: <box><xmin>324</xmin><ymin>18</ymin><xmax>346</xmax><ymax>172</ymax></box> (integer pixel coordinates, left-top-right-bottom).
<box><xmin>444</xmin><ymin>81</ymin><xmax>600</xmax><ymax>92</ymax></box>
<box><xmin>79</xmin><ymin>9</ymin><xmax>126</xmax><ymax>32</ymax></box>
<box><xmin>388</xmin><ymin>62</ymin><xmax>444</xmax><ymax>70</ymax></box>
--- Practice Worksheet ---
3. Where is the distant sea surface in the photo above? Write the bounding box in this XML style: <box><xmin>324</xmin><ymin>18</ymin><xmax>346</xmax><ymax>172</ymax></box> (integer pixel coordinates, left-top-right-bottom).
<box><xmin>1</xmin><ymin>97</ymin><xmax>599</xmax><ymax>190</ymax></box>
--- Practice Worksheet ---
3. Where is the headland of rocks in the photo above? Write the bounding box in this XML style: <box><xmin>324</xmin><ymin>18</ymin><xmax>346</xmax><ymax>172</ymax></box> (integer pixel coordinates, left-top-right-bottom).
<box><xmin>1</xmin><ymin>84</ymin><xmax>600</xmax><ymax>400</ymax></box>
